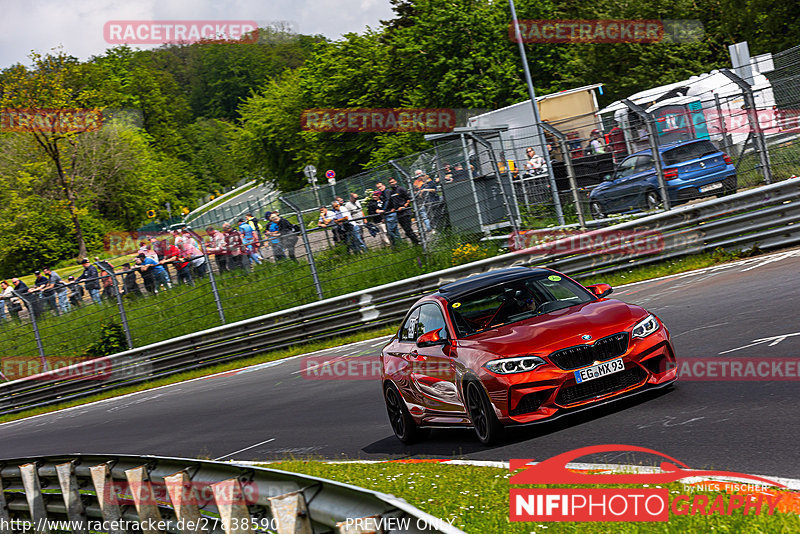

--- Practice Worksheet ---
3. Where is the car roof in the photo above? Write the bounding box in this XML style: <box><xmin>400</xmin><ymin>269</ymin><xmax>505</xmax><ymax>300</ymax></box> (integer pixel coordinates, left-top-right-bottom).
<box><xmin>627</xmin><ymin>138</ymin><xmax>715</xmax><ymax>158</ymax></box>
<box><xmin>435</xmin><ymin>267</ymin><xmax>553</xmax><ymax>300</ymax></box>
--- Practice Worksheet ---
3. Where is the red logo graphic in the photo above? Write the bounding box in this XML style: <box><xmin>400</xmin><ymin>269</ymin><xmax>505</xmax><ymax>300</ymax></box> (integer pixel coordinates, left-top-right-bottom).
<box><xmin>301</xmin><ymin>108</ymin><xmax>456</xmax><ymax>133</ymax></box>
<box><xmin>510</xmin><ymin>445</ymin><xmax>787</xmax><ymax>523</ymax></box>
<box><xmin>2</xmin><ymin>357</ymin><xmax>112</xmax><ymax>381</ymax></box>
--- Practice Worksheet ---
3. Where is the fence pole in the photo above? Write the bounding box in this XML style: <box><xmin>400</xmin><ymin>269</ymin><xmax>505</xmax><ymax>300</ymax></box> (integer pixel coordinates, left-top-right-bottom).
<box><xmin>714</xmin><ymin>93</ymin><xmax>734</xmax><ymax>157</ymax></box>
<box><xmin>467</xmin><ymin>133</ymin><xmax>521</xmax><ymax>236</ymax></box>
<box><xmin>281</xmin><ymin>196</ymin><xmax>324</xmax><ymax>300</ymax></box>
<box><xmin>389</xmin><ymin>160</ymin><xmax>429</xmax><ymax>253</ymax></box>
<box><xmin>185</xmin><ymin>228</ymin><xmax>226</xmax><ymax>325</ymax></box>
<box><xmin>539</xmin><ymin>123</ymin><xmax>587</xmax><ymax>227</ymax></box>
<box><xmin>13</xmin><ymin>290</ymin><xmax>47</xmax><ymax>370</ymax></box>
<box><xmin>95</xmin><ymin>262</ymin><xmax>133</xmax><ymax>350</ymax></box>
<box><xmin>720</xmin><ymin>68</ymin><xmax>773</xmax><ymax>184</ymax></box>
<box><xmin>622</xmin><ymin>99</ymin><xmax>672</xmax><ymax>211</ymax></box>
<box><xmin>508</xmin><ymin>0</ymin><xmax>565</xmax><ymax>225</ymax></box>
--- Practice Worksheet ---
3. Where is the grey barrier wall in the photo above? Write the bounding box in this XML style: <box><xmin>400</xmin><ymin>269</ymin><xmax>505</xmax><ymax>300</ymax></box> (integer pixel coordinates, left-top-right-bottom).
<box><xmin>0</xmin><ymin>454</ymin><xmax>464</xmax><ymax>534</ymax></box>
<box><xmin>0</xmin><ymin>177</ymin><xmax>798</xmax><ymax>415</ymax></box>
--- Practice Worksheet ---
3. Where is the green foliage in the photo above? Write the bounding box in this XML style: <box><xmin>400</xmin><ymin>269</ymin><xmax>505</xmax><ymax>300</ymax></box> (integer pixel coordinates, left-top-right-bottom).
<box><xmin>82</xmin><ymin>320</ymin><xmax>127</xmax><ymax>358</ymax></box>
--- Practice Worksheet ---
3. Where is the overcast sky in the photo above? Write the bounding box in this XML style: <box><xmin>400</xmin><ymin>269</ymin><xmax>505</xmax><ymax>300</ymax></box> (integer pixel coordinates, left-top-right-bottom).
<box><xmin>0</xmin><ymin>0</ymin><xmax>396</xmax><ymax>68</ymax></box>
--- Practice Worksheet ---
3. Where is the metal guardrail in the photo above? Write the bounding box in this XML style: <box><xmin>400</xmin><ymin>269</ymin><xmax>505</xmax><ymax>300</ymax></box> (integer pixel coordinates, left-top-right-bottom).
<box><xmin>1</xmin><ymin>178</ymin><xmax>799</xmax><ymax>415</ymax></box>
<box><xmin>0</xmin><ymin>454</ymin><xmax>463</xmax><ymax>534</ymax></box>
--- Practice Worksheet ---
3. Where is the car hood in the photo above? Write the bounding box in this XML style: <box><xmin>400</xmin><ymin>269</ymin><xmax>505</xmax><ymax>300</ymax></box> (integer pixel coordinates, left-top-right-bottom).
<box><xmin>457</xmin><ymin>299</ymin><xmax>648</xmax><ymax>361</ymax></box>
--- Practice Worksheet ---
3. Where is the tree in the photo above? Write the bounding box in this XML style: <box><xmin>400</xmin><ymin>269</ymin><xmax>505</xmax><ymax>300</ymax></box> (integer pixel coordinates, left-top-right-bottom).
<box><xmin>0</xmin><ymin>52</ymin><xmax>104</xmax><ymax>258</ymax></box>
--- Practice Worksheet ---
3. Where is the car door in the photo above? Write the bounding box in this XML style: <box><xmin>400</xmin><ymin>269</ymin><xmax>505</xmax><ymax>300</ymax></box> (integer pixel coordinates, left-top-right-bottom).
<box><xmin>626</xmin><ymin>154</ymin><xmax>656</xmax><ymax>207</ymax></box>
<box><xmin>387</xmin><ymin>307</ymin><xmax>421</xmax><ymax>402</ymax></box>
<box><xmin>410</xmin><ymin>303</ymin><xmax>464</xmax><ymax>414</ymax></box>
<box><xmin>605</xmin><ymin>155</ymin><xmax>640</xmax><ymax>211</ymax></box>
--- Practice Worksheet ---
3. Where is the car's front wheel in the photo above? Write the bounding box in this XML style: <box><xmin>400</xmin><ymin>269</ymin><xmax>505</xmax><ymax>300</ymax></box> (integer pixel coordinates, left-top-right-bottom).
<box><xmin>465</xmin><ymin>380</ymin><xmax>503</xmax><ymax>445</ymax></box>
<box><xmin>644</xmin><ymin>190</ymin><xmax>661</xmax><ymax>211</ymax></box>
<box><xmin>384</xmin><ymin>382</ymin><xmax>427</xmax><ymax>444</ymax></box>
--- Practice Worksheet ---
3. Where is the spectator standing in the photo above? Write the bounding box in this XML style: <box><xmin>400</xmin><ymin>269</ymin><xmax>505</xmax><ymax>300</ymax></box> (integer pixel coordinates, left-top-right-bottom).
<box><xmin>385</xmin><ymin>178</ymin><xmax>420</xmax><ymax>246</ymax></box>
<box><xmin>524</xmin><ymin>147</ymin><xmax>546</xmax><ymax>175</ymax></box>
<box><xmin>179</xmin><ymin>231</ymin><xmax>207</xmax><ymax>279</ymax></box>
<box><xmin>138</xmin><ymin>240</ymin><xmax>159</xmax><ymax>262</ymax></box>
<box><xmin>29</xmin><ymin>271</ymin><xmax>50</xmax><ymax>318</ymax></box>
<box><xmin>43</xmin><ymin>267</ymin><xmax>70</xmax><ymax>314</ymax></box>
<box><xmin>266</xmin><ymin>214</ymin><xmax>286</xmax><ymax>261</ymax></box>
<box><xmin>366</xmin><ymin>190</ymin><xmax>391</xmax><ymax>246</ymax></box>
<box><xmin>94</xmin><ymin>257</ymin><xmax>117</xmax><ymax>301</ymax></box>
<box><xmin>272</xmin><ymin>213</ymin><xmax>299</xmax><ymax>261</ymax></box>
<box><xmin>1</xmin><ymin>280</ymin><xmax>22</xmax><ymax>322</ymax></box>
<box><xmin>76</xmin><ymin>259</ymin><xmax>102</xmax><ymax>304</ymax></box>
<box><xmin>222</xmin><ymin>222</ymin><xmax>247</xmax><ymax>271</ymax></box>
<box><xmin>585</xmin><ymin>129</ymin><xmax>607</xmax><ymax>155</ymax></box>
<box><xmin>318</xmin><ymin>206</ymin><xmax>341</xmax><ymax>243</ymax></box>
<box><xmin>332</xmin><ymin>200</ymin><xmax>367</xmax><ymax>253</ymax></box>
<box><xmin>206</xmin><ymin>226</ymin><xmax>229</xmax><ymax>273</ymax></box>
<box><xmin>66</xmin><ymin>275</ymin><xmax>85</xmax><ymax>306</ymax></box>
<box><xmin>135</xmin><ymin>253</ymin><xmax>172</xmax><ymax>291</ymax></box>
<box><xmin>120</xmin><ymin>262</ymin><xmax>142</xmax><ymax>297</ymax></box>
<box><xmin>165</xmin><ymin>238</ymin><xmax>192</xmax><ymax>286</ymax></box>
<box><xmin>238</xmin><ymin>218</ymin><xmax>262</xmax><ymax>267</ymax></box>
<box><xmin>12</xmin><ymin>278</ymin><xmax>34</xmax><ymax>318</ymax></box>
<box><xmin>375</xmin><ymin>182</ymin><xmax>401</xmax><ymax>244</ymax></box>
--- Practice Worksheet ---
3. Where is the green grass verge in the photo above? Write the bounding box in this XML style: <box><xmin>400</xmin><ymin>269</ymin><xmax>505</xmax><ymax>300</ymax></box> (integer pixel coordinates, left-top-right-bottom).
<box><xmin>0</xmin><ymin>324</ymin><xmax>397</xmax><ymax>425</ymax></box>
<box><xmin>263</xmin><ymin>461</ymin><xmax>800</xmax><ymax>533</ymax></box>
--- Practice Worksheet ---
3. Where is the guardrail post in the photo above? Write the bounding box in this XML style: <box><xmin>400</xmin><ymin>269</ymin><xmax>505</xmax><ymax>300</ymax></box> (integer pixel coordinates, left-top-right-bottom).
<box><xmin>20</xmin><ymin>463</ymin><xmax>50</xmax><ymax>534</ymax></box>
<box><xmin>125</xmin><ymin>466</ymin><xmax>163</xmax><ymax>534</ymax></box>
<box><xmin>389</xmin><ymin>160</ymin><xmax>429</xmax><ymax>253</ymax></box>
<box><xmin>0</xmin><ymin>473</ymin><xmax>10</xmax><ymax>533</ymax></box>
<box><xmin>95</xmin><ymin>262</ymin><xmax>134</xmax><ymax>350</ymax></box>
<box><xmin>538</xmin><ymin>123</ymin><xmax>587</xmax><ymax>227</ymax></box>
<box><xmin>622</xmin><ymin>99</ymin><xmax>672</xmax><ymax>211</ymax></box>
<box><xmin>12</xmin><ymin>290</ymin><xmax>47</xmax><ymax>371</ymax></box>
<box><xmin>90</xmin><ymin>463</ymin><xmax>126</xmax><ymax>534</ymax></box>
<box><xmin>185</xmin><ymin>228</ymin><xmax>226</xmax><ymax>325</ymax></box>
<box><xmin>56</xmin><ymin>462</ymin><xmax>87</xmax><ymax>534</ymax></box>
<box><xmin>164</xmin><ymin>471</ymin><xmax>207</xmax><ymax>534</ymax></box>
<box><xmin>212</xmin><ymin>479</ymin><xmax>254</xmax><ymax>534</ymax></box>
<box><xmin>268</xmin><ymin>491</ymin><xmax>313</xmax><ymax>534</ymax></box>
<box><xmin>280</xmin><ymin>196</ymin><xmax>324</xmax><ymax>300</ymax></box>
<box><xmin>720</xmin><ymin>68</ymin><xmax>773</xmax><ymax>184</ymax></box>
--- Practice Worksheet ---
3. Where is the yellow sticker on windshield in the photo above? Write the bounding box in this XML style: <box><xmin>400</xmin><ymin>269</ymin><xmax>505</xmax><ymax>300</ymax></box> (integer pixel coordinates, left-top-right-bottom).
<box><xmin>452</xmin><ymin>302</ymin><xmax>461</xmax><ymax>308</ymax></box>
<box><xmin>548</xmin><ymin>275</ymin><xmax>562</xmax><ymax>282</ymax></box>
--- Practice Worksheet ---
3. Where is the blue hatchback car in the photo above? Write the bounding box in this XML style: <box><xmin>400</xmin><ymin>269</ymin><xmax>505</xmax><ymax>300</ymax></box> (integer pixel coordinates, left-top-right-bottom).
<box><xmin>588</xmin><ymin>139</ymin><xmax>737</xmax><ymax>218</ymax></box>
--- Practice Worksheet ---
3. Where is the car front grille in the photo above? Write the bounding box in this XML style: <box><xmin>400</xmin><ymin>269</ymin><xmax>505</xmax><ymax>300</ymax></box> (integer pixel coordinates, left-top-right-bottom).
<box><xmin>548</xmin><ymin>333</ymin><xmax>629</xmax><ymax>370</ymax></box>
<box><xmin>555</xmin><ymin>366</ymin><xmax>647</xmax><ymax>406</ymax></box>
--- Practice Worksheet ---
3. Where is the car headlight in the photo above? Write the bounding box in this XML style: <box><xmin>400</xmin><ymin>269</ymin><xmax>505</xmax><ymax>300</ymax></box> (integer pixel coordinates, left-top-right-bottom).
<box><xmin>632</xmin><ymin>314</ymin><xmax>660</xmax><ymax>338</ymax></box>
<box><xmin>485</xmin><ymin>356</ymin><xmax>546</xmax><ymax>375</ymax></box>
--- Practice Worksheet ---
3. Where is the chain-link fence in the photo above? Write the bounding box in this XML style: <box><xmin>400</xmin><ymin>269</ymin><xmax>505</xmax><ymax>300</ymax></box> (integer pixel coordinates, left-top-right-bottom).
<box><xmin>3</xmin><ymin>45</ymin><xmax>800</xmax><ymax>380</ymax></box>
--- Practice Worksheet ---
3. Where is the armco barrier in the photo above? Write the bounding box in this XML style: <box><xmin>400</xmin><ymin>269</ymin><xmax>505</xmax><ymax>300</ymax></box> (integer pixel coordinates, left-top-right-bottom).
<box><xmin>1</xmin><ymin>178</ymin><xmax>799</xmax><ymax>414</ymax></box>
<box><xmin>0</xmin><ymin>454</ymin><xmax>464</xmax><ymax>534</ymax></box>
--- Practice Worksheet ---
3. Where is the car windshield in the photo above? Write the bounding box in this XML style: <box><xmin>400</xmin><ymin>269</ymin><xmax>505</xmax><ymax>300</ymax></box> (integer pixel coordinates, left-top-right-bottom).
<box><xmin>448</xmin><ymin>274</ymin><xmax>595</xmax><ymax>337</ymax></box>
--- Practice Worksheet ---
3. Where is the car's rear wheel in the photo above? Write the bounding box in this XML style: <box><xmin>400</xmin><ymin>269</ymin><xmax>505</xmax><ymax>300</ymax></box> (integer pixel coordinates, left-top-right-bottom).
<box><xmin>465</xmin><ymin>380</ymin><xmax>503</xmax><ymax>445</ymax></box>
<box><xmin>590</xmin><ymin>201</ymin><xmax>605</xmax><ymax>219</ymax></box>
<box><xmin>722</xmin><ymin>176</ymin><xmax>738</xmax><ymax>196</ymax></box>
<box><xmin>384</xmin><ymin>382</ymin><xmax>426</xmax><ymax>444</ymax></box>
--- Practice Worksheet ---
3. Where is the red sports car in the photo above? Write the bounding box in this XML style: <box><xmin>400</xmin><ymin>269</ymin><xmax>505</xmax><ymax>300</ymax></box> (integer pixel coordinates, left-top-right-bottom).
<box><xmin>381</xmin><ymin>267</ymin><xmax>677</xmax><ymax>444</ymax></box>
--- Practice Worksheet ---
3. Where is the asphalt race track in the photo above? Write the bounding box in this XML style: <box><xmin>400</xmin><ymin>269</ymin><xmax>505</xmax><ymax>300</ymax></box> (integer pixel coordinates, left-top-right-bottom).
<box><xmin>2</xmin><ymin>250</ymin><xmax>800</xmax><ymax>479</ymax></box>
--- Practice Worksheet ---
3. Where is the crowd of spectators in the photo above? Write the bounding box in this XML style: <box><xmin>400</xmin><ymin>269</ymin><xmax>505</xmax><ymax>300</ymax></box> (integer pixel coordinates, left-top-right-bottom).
<box><xmin>0</xmin><ymin>173</ymin><xmax>449</xmax><ymax>324</ymax></box>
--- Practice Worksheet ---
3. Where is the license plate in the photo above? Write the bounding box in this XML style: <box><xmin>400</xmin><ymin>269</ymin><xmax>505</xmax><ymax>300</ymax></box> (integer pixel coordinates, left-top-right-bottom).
<box><xmin>574</xmin><ymin>358</ymin><xmax>625</xmax><ymax>384</ymax></box>
<box><xmin>700</xmin><ymin>182</ymin><xmax>723</xmax><ymax>193</ymax></box>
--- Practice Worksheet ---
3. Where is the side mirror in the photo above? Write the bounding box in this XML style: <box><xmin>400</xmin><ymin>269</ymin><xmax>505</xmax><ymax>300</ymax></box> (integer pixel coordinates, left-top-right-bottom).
<box><xmin>603</xmin><ymin>174</ymin><xmax>613</xmax><ymax>182</ymax></box>
<box><xmin>586</xmin><ymin>283</ymin><xmax>613</xmax><ymax>299</ymax></box>
<box><xmin>417</xmin><ymin>328</ymin><xmax>447</xmax><ymax>347</ymax></box>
